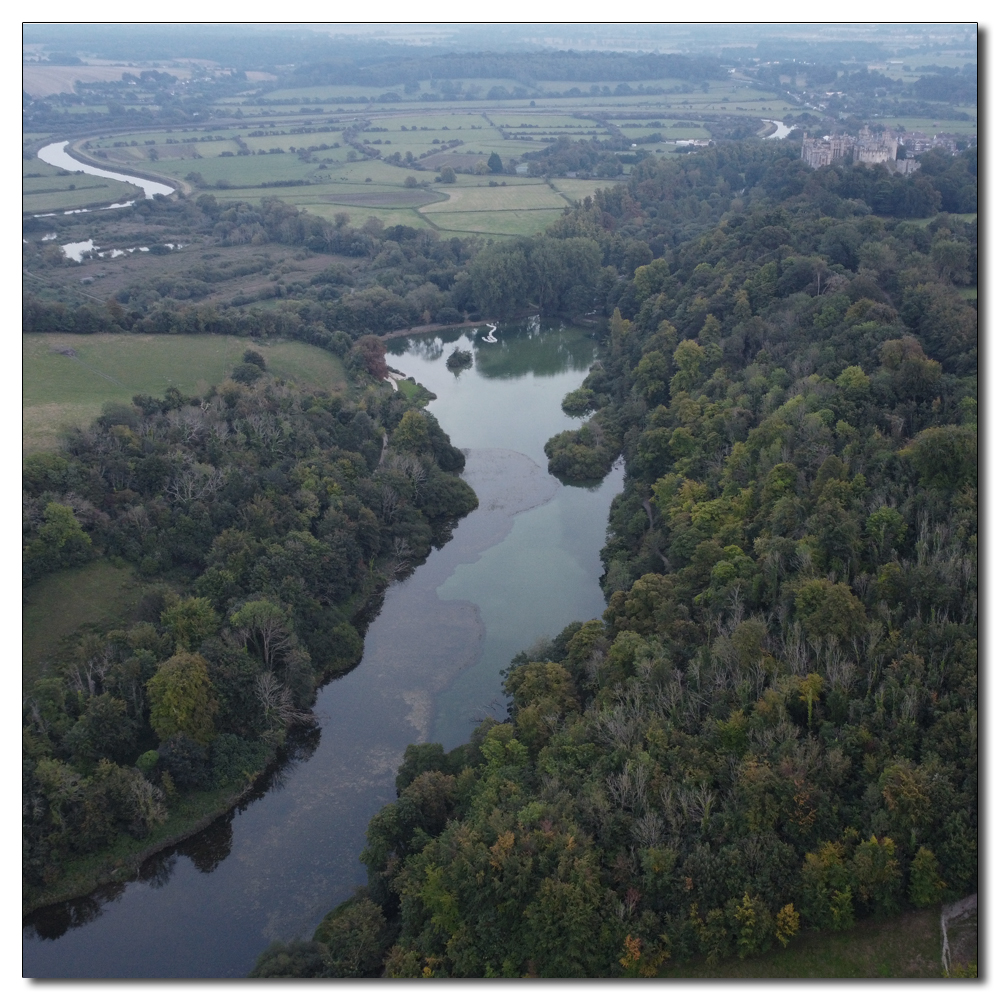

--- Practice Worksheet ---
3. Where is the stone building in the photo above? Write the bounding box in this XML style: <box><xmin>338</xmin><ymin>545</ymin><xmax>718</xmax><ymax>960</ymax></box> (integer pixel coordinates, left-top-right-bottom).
<box><xmin>801</xmin><ymin>127</ymin><xmax>900</xmax><ymax>169</ymax></box>
<box><xmin>800</xmin><ymin>132</ymin><xmax>854</xmax><ymax>168</ymax></box>
<box><xmin>854</xmin><ymin>126</ymin><xmax>898</xmax><ymax>165</ymax></box>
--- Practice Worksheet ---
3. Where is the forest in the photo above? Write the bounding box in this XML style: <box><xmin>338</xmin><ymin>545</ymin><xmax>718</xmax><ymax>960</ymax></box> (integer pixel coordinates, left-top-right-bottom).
<box><xmin>241</xmin><ymin>139</ymin><xmax>977</xmax><ymax>977</ymax></box>
<box><xmin>23</xmin><ymin>145</ymin><xmax>976</xmax><ymax>341</ymax></box>
<box><xmin>23</xmin><ymin>108</ymin><xmax>977</xmax><ymax>972</ymax></box>
<box><xmin>22</xmin><ymin>348</ymin><xmax>477</xmax><ymax>905</ymax></box>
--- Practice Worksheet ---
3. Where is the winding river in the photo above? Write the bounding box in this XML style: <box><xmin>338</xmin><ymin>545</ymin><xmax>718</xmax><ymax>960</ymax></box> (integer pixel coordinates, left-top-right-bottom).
<box><xmin>763</xmin><ymin>120</ymin><xmax>793</xmax><ymax>140</ymax></box>
<box><xmin>35</xmin><ymin>141</ymin><xmax>175</xmax><ymax>208</ymax></box>
<box><xmin>23</xmin><ymin>319</ymin><xmax>623</xmax><ymax>978</ymax></box>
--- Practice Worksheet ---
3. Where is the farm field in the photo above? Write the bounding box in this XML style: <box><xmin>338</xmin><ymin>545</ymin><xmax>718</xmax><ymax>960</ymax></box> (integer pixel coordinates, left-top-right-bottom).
<box><xmin>22</xmin><ymin>159</ymin><xmax>141</xmax><ymax>214</ymax></box>
<box><xmin>421</xmin><ymin>182</ymin><xmax>567</xmax><ymax>214</ymax></box>
<box><xmin>22</xmin><ymin>63</ymin><xmax>186</xmax><ymax>97</ymax></box>
<box><xmin>25</xmin><ymin>62</ymin><xmax>976</xmax><ymax>242</ymax></box>
<box><xmin>40</xmin><ymin>101</ymin><xmax>637</xmax><ymax>237</ymax></box>
<box><xmin>888</xmin><ymin>117</ymin><xmax>979</xmax><ymax>136</ymax></box>
<box><xmin>426</xmin><ymin>209</ymin><xmax>567</xmax><ymax>237</ymax></box>
<box><xmin>548</xmin><ymin>177</ymin><xmax>617</xmax><ymax>202</ymax></box>
<box><xmin>22</xmin><ymin>333</ymin><xmax>350</xmax><ymax>453</ymax></box>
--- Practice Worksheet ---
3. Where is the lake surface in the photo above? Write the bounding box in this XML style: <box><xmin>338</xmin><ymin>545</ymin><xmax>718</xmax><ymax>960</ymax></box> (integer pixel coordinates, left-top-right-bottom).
<box><xmin>23</xmin><ymin>319</ymin><xmax>623</xmax><ymax>978</ymax></box>
<box><xmin>36</xmin><ymin>141</ymin><xmax>175</xmax><ymax>204</ymax></box>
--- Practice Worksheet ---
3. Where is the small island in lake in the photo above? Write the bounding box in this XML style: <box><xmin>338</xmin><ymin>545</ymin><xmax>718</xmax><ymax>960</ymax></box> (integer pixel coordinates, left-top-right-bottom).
<box><xmin>445</xmin><ymin>348</ymin><xmax>473</xmax><ymax>370</ymax></box>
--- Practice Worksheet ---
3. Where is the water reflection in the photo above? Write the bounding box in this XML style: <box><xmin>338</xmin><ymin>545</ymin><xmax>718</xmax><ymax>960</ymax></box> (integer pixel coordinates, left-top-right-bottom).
<box><xmin>23</xmin><ymin>723</ymin><xmax>325</xmax><ymax>943</ymax></box>
<box><xmin>388</xmin><ymin>318</ymin><xmax>597</xmax><ymax>382</ymax></box>
<box><xmin>24</xmin><ymin>320</ymin><xmax>621</xmax><ymax>977</ymax></box>
<box><xmin>25</xmin><ymin>884</ymin><xmax>128</xmax><ymax>942</ymax></box>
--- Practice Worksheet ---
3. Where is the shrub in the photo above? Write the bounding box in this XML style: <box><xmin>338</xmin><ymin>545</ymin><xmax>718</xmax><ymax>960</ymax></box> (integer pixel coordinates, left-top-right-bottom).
<box><xmin>157</xmin><ymin>734</ymin><xmax>210</xmax><ymax>790</ymax></box>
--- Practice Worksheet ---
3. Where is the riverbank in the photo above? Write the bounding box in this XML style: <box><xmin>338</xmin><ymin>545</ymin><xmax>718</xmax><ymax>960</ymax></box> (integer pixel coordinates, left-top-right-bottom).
<box><xmin>24</xmin><ymin>780</ymin><xmax>256</xmax><ymax>917</ymax></box>
<box><xmin>69</xmin><ymin>137</ymin><xmax>194</xmax><ymax>198</ymax></box>
<box><xmin>380</xmin><ymin>308</ymin><xmax>594</xmax><ymax>342</ymax></box>
<box><xmin>380</xmin><ymin>318</ymin><xmax>486</xmax><ymax>342</ymax></box>
<box><xmin>34</xmin><ymin>139</ymin><xmax>186</xmax><ymax>200</ymax></box>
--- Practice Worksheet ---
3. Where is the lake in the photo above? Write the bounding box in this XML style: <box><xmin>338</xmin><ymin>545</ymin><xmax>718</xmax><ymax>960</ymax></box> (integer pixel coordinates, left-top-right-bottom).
<box><xmin>22</xmin><ymin>319</ymin><xmax>623</xmax><ymax>978</ymax></box>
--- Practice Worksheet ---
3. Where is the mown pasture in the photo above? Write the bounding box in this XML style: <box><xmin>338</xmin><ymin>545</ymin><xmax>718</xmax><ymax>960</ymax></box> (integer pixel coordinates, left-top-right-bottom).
<box><xmin>22</xmin><ymin>159</ymin><xmax>142</xmax><ymax>215</ymax></box>
<box><xmin>426</xmin><ymin>209</ymin><xmax>567</xmax><ymax>237</ymax></box>
<box><xmin>31</xmin><ymin>73</ymin><xmax>976</xmax><ymax>242</ymax></box>
<box><xmin>23</xmin><ymin>333</ymin><xmax>350</xmax><ymax>453</ymax></box>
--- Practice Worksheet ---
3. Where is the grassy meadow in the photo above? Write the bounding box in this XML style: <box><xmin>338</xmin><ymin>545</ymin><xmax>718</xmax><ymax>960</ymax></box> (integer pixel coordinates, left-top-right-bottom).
<box><xmin>23</xmin><ymin>561</ymin><xmax>142</xmax><ymax>685</ymax></box>
<box><xmin>23</xmin><ymin>159</ymin><xmax>142</xmax><ymax>215</ymax></box>
<box><xmin>662</xmin><ymin>907</ymin><xmax>952</xmax><ymax>978</ymax></box>
<box><xmin>30</xmin><ymin>70</ymin><xmax>975</xmax><ymax>240</ymax></box>
<box><xmin>42</xmin><ymin>85</ymin><xmax>801</xmax><ymax>238</ymax></box>
<box><xmin>23</xmin><ymin>333</ymin><xmax>349</xmax><ymax>452</ymax></box>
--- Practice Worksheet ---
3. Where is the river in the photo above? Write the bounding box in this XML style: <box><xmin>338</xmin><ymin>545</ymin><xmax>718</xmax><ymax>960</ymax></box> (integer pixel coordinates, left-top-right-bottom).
<box><xmin>22</xmin><ymin>319</ymin><xmax>623</xmax><ymax>978</ymax></box>
<box><xmin>36</xmin><ymin>141</ymin><xmax>175</xmax><ymax>205</ymax></box>
<box><xmin>763</xmin><ymin>120</ymin><xmax>793</xmax><ymax>140</ymax></box>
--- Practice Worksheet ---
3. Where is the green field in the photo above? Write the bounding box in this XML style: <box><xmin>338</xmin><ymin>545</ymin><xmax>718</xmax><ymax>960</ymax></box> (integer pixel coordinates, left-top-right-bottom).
<box><xmin>550</xmin><ymin>177</ymin><xmax>621</xmax><ymax>203</ymax></box>
<box><xmin>887</xmin><ymin>117</ymin><xmax>979</xmax><ymax>136</ymax></box>
<box><xmin>421</xmin><ymin>182</ymin><xmax>567</xmax><ymax>214</ymax></box>
<box><xmin>23</xmin><ymin>561</ymin><xmax>142</xmax><ymax>684</ymax></box>
<box><xmin>46</xmin><ymin>102</ymin><xmax>625</xmax><ymax>242</ymax></box>
<box><xmin>23</xmin><ymin>333</ymin><xmax>349</xmax><ymax>452</ymax></box>
<box><xmin>29</xmin><ymin>74</ymin><xmax>975</xmax><ymax>243</ymax></box>
<box><xmin>662</xmin><ymin>907</ymin><xmax>950</xmax><ymax>978</ymax></box>
<box><xmin>26</xmin><ymin>89</ymin><xmax>807</xmax><ymax>237</ymax></box>
<box><xmin>23</xmin><ymin>159</ymin><xmax>141</xmax><ymax>215</ymax></box>
<box><xmin>426</xmin><ymin>209</ymin><xmax>567</xmax><ymax>236</ymax></box>
<box><xmin>300</xmin><ymin>201</ymin><xmax>440</xmax><ymax>231</ymax></box>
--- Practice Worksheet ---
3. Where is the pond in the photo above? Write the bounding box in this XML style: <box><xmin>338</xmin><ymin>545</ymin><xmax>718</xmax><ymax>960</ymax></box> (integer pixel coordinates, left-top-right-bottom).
<box><xmin>23</xmin><ymin>319</ymin><xmax>623</xmax><ymax>978</ymax></box>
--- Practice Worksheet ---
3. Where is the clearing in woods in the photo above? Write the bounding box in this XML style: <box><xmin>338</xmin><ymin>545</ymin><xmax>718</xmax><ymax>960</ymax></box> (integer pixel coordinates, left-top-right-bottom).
<box><xmin>661</xmin><ymin>907</ymin><xmax>950</xmax><ymax>978</ymax></box>
<box><xmin>22</xmin><ymin>561</ymin><xmax>143</xmax><ymax>685</ymax></box>
<box><xmin>22</xmin><ymin>333</ymin><xmax>350</xmax><ymax>453</ymax></box>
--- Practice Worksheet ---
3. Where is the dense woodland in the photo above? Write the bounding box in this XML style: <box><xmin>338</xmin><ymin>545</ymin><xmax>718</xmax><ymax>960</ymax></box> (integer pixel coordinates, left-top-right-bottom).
<box><xmin>23</xmin><ymin>145</ymin><xmax>976</xmax><ymax>344</ymax></box>
<box><xmin>244</xmin><ymin>141</ymin><xmax>976</xmax><ymax>977</ymax></box>
<box><xmin>22</xmin><ymin>352</ymin><xmax>476</xmax><ymax>900</ymax></box>
<box><xmin>24</xmin><ymin>130</ymin><xmax>977</xmax><ymax>973</ymax></box>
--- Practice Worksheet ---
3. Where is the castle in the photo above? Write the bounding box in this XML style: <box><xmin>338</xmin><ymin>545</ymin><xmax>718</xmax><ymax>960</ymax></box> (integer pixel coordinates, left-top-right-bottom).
<box><xmin>801</xmin><ymin>126</ymin><xmax>902</xmax><ymax>169</ymax></box>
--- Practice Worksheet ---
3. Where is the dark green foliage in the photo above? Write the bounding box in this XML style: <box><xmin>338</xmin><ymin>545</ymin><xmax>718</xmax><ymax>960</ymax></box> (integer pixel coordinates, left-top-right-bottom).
<box><xmin>445</xmin><ymin>348</ymin><xmax>472</xmax><ymax>370</ymax></box>
<box><xmin>230</xmin><ymin>362</ymin><xmax>263</xmax><ymax>385</ymax></box>
<box><xmin>22</xmin><ymin>503</ymin><xmax>93</xmax><ymax>585</ymax></box>
<box><xmin>248</xmin><ymin>940</ymin><xmax>326</xmax><ymax>978</ymax></box>
<box><xmin>242</xmin><ymin>349</ymin><xmax>267</xmax><ymax>370</ymax></box>
<box><xmin>562</xmin><ymin>387</ymin><xmax>598</xmax><ymax>417</ymax></box>
<box><xmin>545</xmin><ymin>420</ymin><xmax>618</xmax><ymax>483</ymax></box>
<box><xmin>313</xmin><ymin>894</ymin><xmax>391</xmax><ymax>977</ymax></box>
<box><xmin>62</xmin><ymin>694</ymin><xmax>138</xmax><ymax>767</ymax></box>
<box><xmin>211</xmin><ymin>734</ymin><xmax>269</xmax><ymax>788</ymax></box>
<box><xmin>322</xmin><ymin>139</ymin><xmax>977</xmax><ymax>979</ymax></box>
<box><xmin>395</xmin><ymin>743</ymin><xmax>448</xmax><ymax>795</ymax></box>
<box><xmin>157</xmin><ymin>734</ymin><xmax>210</xmax><ymax>790</ymax></box>
<box><xmin>23</xmin><ymin>376</ymin><xmax>476</xmax><ymax>894</ymax></box>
